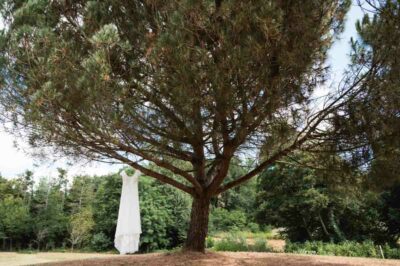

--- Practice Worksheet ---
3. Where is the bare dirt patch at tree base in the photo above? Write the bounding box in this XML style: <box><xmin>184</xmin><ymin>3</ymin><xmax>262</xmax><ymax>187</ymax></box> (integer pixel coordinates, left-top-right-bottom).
<box><xmin>41</xmin><ymin>251</ymin><xmax>400</xmax><ymax>266</ymax></box>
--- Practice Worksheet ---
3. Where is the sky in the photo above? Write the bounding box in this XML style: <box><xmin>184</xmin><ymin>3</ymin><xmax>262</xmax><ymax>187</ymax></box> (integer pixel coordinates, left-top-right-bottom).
<box><xmin>0</xmin><ymin>3</ymin><xmax>365</xmax><ymax>181</ymax></box>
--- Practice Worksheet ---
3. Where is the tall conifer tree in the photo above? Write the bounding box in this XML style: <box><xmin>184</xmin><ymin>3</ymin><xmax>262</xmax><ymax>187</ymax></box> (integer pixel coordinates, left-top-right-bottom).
<box><xmin>0</xmin><ymin>0</ymin><xmax>353</xmax><ymax>251</ymax></box>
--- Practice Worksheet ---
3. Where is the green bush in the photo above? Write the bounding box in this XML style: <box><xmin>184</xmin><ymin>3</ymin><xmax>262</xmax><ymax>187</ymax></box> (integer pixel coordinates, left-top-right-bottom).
<box><xmin>206</xmin><ymin>236</ymin><xmax>214</xmax><ymax>248</ymax></box>
<box><xmin>214</xmin><ymin>233</ymin><xmax>272</xmax><ymax>252</ymax></box>
<box><xmin>140</xmin><ymin>203</ymin><xmax>171</xmax><ymax>251</ymax></box>
<box><xmin>285</xmin><ymin>241</ymin><xmax>400</xmax><ymax>259</ymax></box>
<box><xmin>209</xmin><ymin>208</ymin><xmax>247</xmax><ymax>232</ymax></box>
<box><xmin>214</xmin><ymin>233</ymin><xmax>248</xmax><ymax>252</ymax></box>
<box><xmin>90</xmin><ymin>232</ymin><xmax>112</xmax><ymax>251</ymax></box>
<box><xmin>252</xmin><ymin>237</ymin><xmax>272</xmax><ymax>252</ymax></box>
<box><xmin>382</xmin><ymin>244</ymin><xmax>400</xmax><ymax>259</ymax></box>
<box><xmin>246</xmin><ymin>222</ymin><xmax>260</xmax><ymax>233</ymax></box>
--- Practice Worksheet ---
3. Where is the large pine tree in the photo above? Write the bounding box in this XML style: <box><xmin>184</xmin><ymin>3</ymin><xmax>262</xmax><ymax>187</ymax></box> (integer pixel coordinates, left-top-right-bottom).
<box><xmin>0</xmin><ymin>0</ymin><xmax>352</xmax><ymax>251</ymax></box>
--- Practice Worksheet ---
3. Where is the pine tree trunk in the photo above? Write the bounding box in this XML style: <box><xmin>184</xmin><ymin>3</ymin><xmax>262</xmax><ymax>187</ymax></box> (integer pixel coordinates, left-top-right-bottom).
<box><xmin>184</xmin><ymin>196</ymin><xmax>211</xmax><ymax>252</ymax></box>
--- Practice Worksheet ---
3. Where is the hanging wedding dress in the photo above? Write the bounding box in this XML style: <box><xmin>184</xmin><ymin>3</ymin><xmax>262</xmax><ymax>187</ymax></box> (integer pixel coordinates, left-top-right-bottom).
<box><xmin>114</xmin><ymin>169</ymin><xmax>142</xmax><ymax>254</ymax></box>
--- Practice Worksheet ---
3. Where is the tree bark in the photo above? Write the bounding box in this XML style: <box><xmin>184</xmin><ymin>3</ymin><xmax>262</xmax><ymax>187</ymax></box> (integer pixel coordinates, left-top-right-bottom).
<box><xmin>184</xmin><ymin>196</ymin><xmax>211</xmax><ymax>252</ymax></box>
<box><xmin>318</xmin><ymin>213</ymin><xmax>331</xmax><ymax>240</ymax></box>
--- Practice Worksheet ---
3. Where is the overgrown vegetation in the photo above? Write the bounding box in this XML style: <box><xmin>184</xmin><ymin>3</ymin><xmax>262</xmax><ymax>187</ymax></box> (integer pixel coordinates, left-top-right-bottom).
<box><xmin>285</xmin><ymin>241</ymin><xmax>400</xmax><ymax>259</ymax></box>
<box><xmin>255</xmin><ymin>155</ymin><xmax>400</xmax><ymax>245</ymax></box>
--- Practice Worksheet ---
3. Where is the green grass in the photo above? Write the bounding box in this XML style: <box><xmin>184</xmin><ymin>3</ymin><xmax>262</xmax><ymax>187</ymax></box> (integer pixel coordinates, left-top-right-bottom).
<box><xmin>211</xmin><ymin>230</ymin><xmax>275</xmax><ymax>240</ymax></box>
<box><xmin>212</xmin><ymin>233</ymin><xmax>273</xmax><ymax>252</ymax></box>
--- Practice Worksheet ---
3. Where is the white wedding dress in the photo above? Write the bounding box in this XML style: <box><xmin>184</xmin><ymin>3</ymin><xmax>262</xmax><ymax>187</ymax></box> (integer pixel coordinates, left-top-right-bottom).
<box><xmin>114</xmin><ymin>170</ymin><xmax>142</xmax><ymax>254</ymax></box>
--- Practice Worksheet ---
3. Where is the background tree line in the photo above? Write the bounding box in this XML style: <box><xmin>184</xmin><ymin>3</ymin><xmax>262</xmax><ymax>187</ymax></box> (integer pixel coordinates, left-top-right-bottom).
<box><xmin>0</xmin><ymin>154</ymin><xmax>398</xmax><ymax>252</ymax></box>
<box><xmin>0</xmin><ymin>161</ymin><xmax>258</xmax><ymax>252</ymax></box>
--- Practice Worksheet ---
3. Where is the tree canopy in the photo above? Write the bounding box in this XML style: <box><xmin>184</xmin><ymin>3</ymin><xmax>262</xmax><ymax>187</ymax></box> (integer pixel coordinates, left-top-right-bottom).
<box><xmin>324</xmin><ymin>0</ymin><xmax>400</xmax><ymax>187</ymax></box>
<box><xmin>0</xmin><ymin>0</ymin><xmax>351</xmax><ymax>196</ymax></box>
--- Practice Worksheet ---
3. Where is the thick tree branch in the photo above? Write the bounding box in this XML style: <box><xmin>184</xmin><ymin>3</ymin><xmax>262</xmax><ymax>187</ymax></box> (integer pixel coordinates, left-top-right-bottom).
<box><xmin>216</xmin><ymin>67</ymin><xmax>375</xmax><ymax>195</ymax></box>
